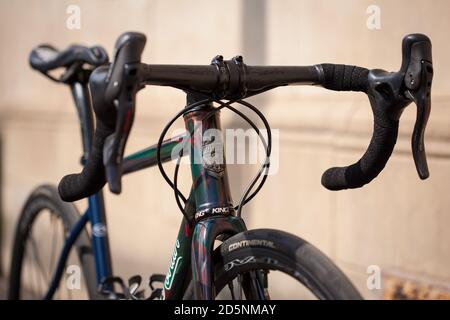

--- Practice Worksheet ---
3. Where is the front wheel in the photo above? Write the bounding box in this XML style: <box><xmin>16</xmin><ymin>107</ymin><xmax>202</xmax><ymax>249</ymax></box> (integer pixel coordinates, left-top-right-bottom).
<box><xmin>211</xmin><ymin>229</ymin><xmax>362</xmax><ymax>300</ymax></box>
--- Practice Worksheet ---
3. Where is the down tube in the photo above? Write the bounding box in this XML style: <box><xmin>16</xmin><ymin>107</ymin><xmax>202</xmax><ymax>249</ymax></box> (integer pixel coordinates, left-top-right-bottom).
<box><xmin>163</xmin><ymin>191</ymin><xmax>196</xmax><ymax>300</ymax></box>
<box><xmin>162</xmin><ymin>218</ymin><xmax>193</xmax><ymax>300</ymax></box>
<box><xmin>87</xmin><ymin>191</ymin><xmax>113</xmax><ymax>285</ymax></box>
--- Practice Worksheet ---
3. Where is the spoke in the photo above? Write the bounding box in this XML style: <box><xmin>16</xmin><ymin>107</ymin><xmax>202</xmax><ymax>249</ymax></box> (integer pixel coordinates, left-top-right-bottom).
<box><xmin>28</xmin><ymin>233</ymin><xmax>50</xmax><ymax>297</ymax></box>
<box><xmin>32</xmin><ymin>256</ymin><xmax>41</xmax><ymax>298</ymax></box>
<box><xmin>25</xmin><ymin>250</ymin><xmax>38</xmax><ymax>298</ymax></box>
<box><xmin>262</xmin><ymin>270</ymin><xmax>271</xmax><ymax>300</ymax></box>
<box><xmin>26</xmin><ymin>240</ymin><xmax>43</xmax><ymax>298</ymax></box>
<box><xmin>56</xmin><ymin>219</ymin><xmax>66</xmax><ymax>299</ymax></box>
<box><xmin>228</xmin><ymin>281</ymin><xmax>236</xmax><ymax>300</ymax></box>
<box><xmin>48</xmin><ymin>213</ymin><xmax>59</xmax><ymax>278</ymax></box>
<box><xmin>237</xmin><ymin>275</ymin><xmax>243</xmax><ymax>300</ymax></box>
<box><xmin>250</xmin><ymin>271</ymin><xmax>265</xmax><ymax>300</ymax></box>
<box><xmin>29</xmin><ymin>235</ymin><xmax>49</xmax><ymax>284</ymax></box>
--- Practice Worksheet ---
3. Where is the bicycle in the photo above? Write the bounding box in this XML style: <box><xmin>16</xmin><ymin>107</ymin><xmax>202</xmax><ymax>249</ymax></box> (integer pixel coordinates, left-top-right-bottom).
<box><xmin>9</xmin><ymin>31</ymin><xmax>433</xmax><ymax>300</ymax></box>
<box><xmin>8</xmin><ymin>44</ymin><xmax>111</xmax><ymax>299</ymax></box>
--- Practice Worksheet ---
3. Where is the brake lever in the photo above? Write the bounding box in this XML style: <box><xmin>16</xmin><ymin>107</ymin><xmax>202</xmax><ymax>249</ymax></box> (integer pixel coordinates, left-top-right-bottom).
<box><xmin>405</xmin><ymin>61</ymin><xmax>432</xmax><ymax>179</ymax></box>
<box><xmin>103</xmin><ymin>63</ymin><xmax>141</xmax><ymax>193</ymax></box>
<box><xmin>103</xmin><ymin>32</ymin><xmax>146</xmax><ymax>194</ymax></box>
<box><xmin>401</xmin><ymin>34</ymin><xmax>433</xmax><ymax>179</ymax></box>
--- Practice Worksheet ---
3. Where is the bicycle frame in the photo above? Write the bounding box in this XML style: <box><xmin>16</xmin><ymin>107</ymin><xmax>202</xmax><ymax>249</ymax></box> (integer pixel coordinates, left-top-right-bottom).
<box><xmin>45</xmin><ymin>89</ymin><xmax>247</xmax><ymax>300</ymax></box>
<box><xmin>45</xmin><ymin>82</ymin><xmax>113</xmax><ymax>299</ymax></box>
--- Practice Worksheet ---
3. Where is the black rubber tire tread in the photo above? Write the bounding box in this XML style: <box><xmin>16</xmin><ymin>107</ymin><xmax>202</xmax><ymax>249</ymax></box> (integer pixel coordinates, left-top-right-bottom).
<box><xmin>212</xmin><ymin>228</ymin><xmax>362</xmax><ymax>300</ymax></box>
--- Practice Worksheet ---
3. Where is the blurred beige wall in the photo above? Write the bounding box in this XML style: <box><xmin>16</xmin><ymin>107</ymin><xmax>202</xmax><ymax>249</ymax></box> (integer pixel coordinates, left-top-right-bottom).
<box><xmin>0</xmin><ymin>0</ymin><xmax>449</xmax><ymax>299</ymax></box>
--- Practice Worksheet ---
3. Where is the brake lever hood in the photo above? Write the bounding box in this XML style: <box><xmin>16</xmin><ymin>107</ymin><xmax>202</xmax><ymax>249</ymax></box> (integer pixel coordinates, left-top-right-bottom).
<box><xmin>401</xmin><ymin>34</ymin><xmax>433</xmax><ymax>179</ymax></box>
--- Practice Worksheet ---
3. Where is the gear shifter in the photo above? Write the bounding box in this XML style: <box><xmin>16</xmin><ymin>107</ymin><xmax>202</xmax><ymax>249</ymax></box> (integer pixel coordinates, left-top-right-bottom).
<box><xmin>401</xmin><ymin>34</ymin><xmax>433</xmax><ymax>179</ymax></box>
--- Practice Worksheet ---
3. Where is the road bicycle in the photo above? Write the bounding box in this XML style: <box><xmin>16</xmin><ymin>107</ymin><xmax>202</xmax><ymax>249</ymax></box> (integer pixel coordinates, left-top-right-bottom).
<box><xmin>8</xmin><ymin>44</ymin><xmax>111</xmax><ymax>299</ymax></box>
<box><xmin>9</xmin><ymin>31</ymin><xmax>433</xmax><ymax>300</ymax></box>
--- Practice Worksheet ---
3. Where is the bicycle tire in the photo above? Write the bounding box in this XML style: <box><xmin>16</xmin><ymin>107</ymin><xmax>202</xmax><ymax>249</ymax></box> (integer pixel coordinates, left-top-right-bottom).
<box><xmin>186</xmin><ymin>228</ymin><xmax>362</xmax><ymax>300</ymax></box>
<box><xmin>8</xmin><ymin>184</ymin><xmax>97</xmax><ymax>299</ymax></box>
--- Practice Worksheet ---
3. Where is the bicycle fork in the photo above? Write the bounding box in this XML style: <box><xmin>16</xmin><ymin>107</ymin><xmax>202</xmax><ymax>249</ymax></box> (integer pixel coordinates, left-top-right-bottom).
<box><xmin>191</xmin><ymin>215</ymin><xmax>248</xmax><ymax>299</ymax></box>
<box><xmin>162</xmin><ymin>213</ymin><xmax>248</xmax><ymax>300</ymax></box>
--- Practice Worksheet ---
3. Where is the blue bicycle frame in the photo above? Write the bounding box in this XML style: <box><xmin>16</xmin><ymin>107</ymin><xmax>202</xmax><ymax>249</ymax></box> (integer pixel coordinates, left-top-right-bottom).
<box><xmin>44</xmin><ymin>82</ymin><xmax>114</xmax><ymax>299</ymax></box>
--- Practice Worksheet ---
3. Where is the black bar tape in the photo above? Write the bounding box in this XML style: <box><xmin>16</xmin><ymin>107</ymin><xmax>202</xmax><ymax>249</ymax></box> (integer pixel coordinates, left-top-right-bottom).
<box><xmin>320</xmin><ymin>64</ymin><xmax>369</xmax><ymax>92</ymax></box>
<box><xmin>321</xmin><ymin>121</ymin><xmax>398</xmax><ymax>190</ymax></box>
<box><xmin>58</xmin><ymin>122</ymin><xmax>112</xmax><ymax>201</ymax></box>
<box><xmin>319</xmin><ymin>64</ymin><xmax>399</xmax><ymax>190</ymax></box>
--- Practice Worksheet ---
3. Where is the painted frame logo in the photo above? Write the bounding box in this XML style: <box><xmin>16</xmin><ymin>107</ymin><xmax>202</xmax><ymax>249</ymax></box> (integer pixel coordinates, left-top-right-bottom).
<box><xmin>224</xmin><ymin>256</ymin><xmax>256</xmax><ymax>271</ymax></box>
<box><xmin>164</xmin><ymin>240</ymin><xmax>182</xmax><ymax>290</ymax></box>
<box><xmin>194</xmin><ymin>206</ymin><xmax>233</xmax><ymax>221</ymax></box>
<box><xmin>228</xmin><ymin>239</ymin><xmax>276</xmax><ymax>252</ymax></box>
<box><xmin>92</xmin><ymin>223</ymin><xmax>107</xmax><ymax>237</ymax></box>
<box><xmin>202</xmin><ymin>134</ymin><xmax>225</xmax><ymax>178</ymax></box>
